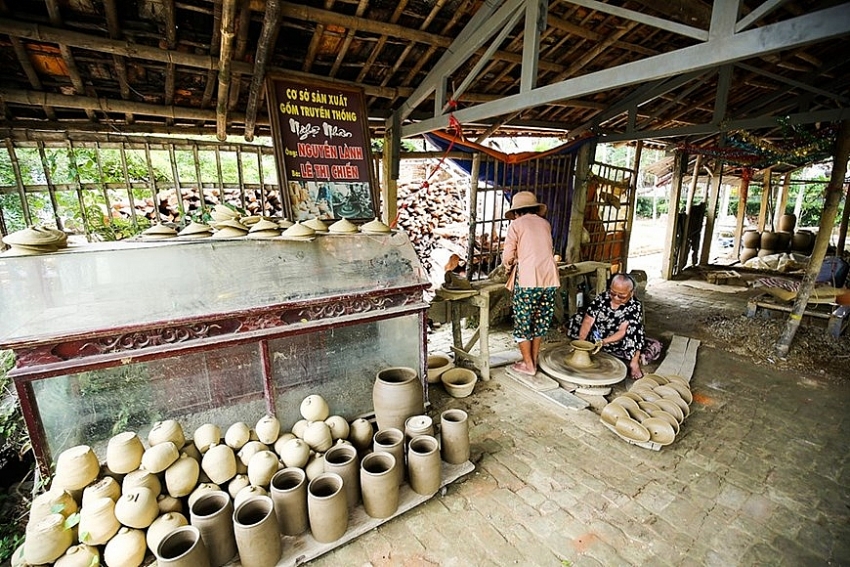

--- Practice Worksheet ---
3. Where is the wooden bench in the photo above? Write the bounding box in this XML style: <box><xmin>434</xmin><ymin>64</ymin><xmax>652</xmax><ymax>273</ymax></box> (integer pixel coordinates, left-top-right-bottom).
<box><xmin>746</xmin><ymin>292</ymin><xmax>849</xmax><ymax>338</ymax></box>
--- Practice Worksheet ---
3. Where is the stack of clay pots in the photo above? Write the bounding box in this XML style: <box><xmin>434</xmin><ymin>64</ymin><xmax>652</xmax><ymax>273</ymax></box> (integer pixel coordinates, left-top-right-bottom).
<box><xmin>740</xmin><ymin>214</ymin><xmax>816</xmax><ymax>263</ymax></box>
<box><xmin>740</xmin><ymin>230</ymin><xmax>760</xmax><ymax>263</ymax></box>
<box><xmin>1</xmin><ymin>225</ymin><xmax>68</xmax><ymax>255</ymax></box>
<box><xmin>600</xmin><ymin>373</ymin><xmax>693</xmax><ymax>448</ymax></box>
<box><xmin>15</xmin><ymin>377</ymin><xmax>472</xmax><ymax>567</ymax></box>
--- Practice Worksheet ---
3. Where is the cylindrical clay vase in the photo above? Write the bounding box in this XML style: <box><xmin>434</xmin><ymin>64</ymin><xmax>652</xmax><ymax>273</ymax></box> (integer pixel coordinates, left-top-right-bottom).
<box><xmin>373</xmin><ymin>366</ymin><xmax>424</xmax><ymax>431</ymax></box>
<box><xmin>189</xmin><ymin>490</ymin><xmax>236</xmax><ymax>567</ymax></box>
<box><xmin>233</xmin><ymin>495</ymin><xmax>281</xmax><ymax>567</ymax></box>
<box><xmin>440</xmin><ymin>409</ymin><xmax>470</xmax><ymax>464</ymax></box>
<box><xmin>307</xmin><ymin>472</ymin><xmax>348</xmax><ymax>543</ymax></box>
<box><xmin>323</xmin><ymin>443</ymin><xmax>360</xmax><ymax>509</ymax></box>
<box><xmin>156</xmin><ymin>525</ymin><xmax>210</xmax><ymax>567</ymax></box>
<box><xmin>373</xmin><ymin>428</ymin><xmax>405</xmax><ymax>486</ymax></box>
<box><xmin>360</xmin><ymin>452</ymin><xmax>398</xmax><ymax>519</ymax></box>
<box><xmin>270</xmin><ymin>467</ymin><xmax>309</xmax><ymax>536</ymax></box>
<box><xmin>408</xmin><ymin>435</ymin><xmax>441</xmax><ymax>496</ymax></box>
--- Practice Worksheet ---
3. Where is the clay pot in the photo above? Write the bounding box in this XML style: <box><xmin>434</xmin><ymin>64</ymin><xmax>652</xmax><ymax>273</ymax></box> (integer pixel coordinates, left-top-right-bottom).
<box><xmin>166</xmin><ymin>452</ymin><xmax>200</xmax><ymax>497</ymax></box>
<box><xmin>440</xmin><ymin>409</ymin><xmax>470</xmax><ymax>464</ymax></box>
<box><xmin>190</xmin><ymin>490</ymin><xmax>237</xmax><ymax>567</ymax></box>
<box><xmin>270</xmin><ymin>467</ymin><xmax>309</xmax><ymax>536</ymax></box>
<box><xmin>234</xmin><ymin>485</ymin><xmax>269</xmax><ymax>509</ymax></box>
<box><xmin>114</xmin><ymin>487</ymin><xmax>159</xmax><ymax>529</ymax></box>
<box><xmin>307</xmin><ymin>473</ymin><xmax>348</xmax><ymax>543</ymax></box>
<box><xmin>238</xmin><ymin>440</ymin><xmax>270</xmax><ymax>467</ymax></box>
<box><xmin>323</xmin><ymin>443</ymin><xmax>360</xmax><ymax>509</ymax></box>
<box><xmin>300</xmin><ymin>394</ymin><xmax>330</xmax><ymax>421</ymax></box>
<box><xmin>233</xmin><ymin>495</ymin><xmax>282</xmax><ymax>567</ymax></box>
<box><xmin>53</xmin><ymin>445</ymin><xmax>100</xmax><ymax>491</ymax></box>
<box><xmin>156</xmin><ymin>525</ymin><xmax>211</xmax><ymax>567</ymax></box>
<box><xmin>202</xmin><ymin>443</ymin><xmax>237</xmax><ymax>484</ymax></box>
<box><xmin>303</xmin><ymin>421</ymin><xmax>333</xmax><ymax>452</ymax></box>
<box><xmin>565</xmin><ymin>340</ymin><xmax>601</xmax><ymax>369</ymax></box>
<box><xmin>157</xmin><ymin>494</ymin><xmax>183</xmax><ymax>514</ymax></box>
<box><xmin>760</xmin><ymin>231</ymin><xmax>779</xmax><ymax>249</ymax></box>
<box><xmin>791</xmin><ymin>230</ymin><xmax>815</xmax><ymax>252</ymax></box>
<box><xmin>82</xmin><ymin>476</ymin><xmax>121</xmax><ymax>507</ymax></box>
<box><xmin>278</xmin><ymin>438</ymin><xmax>311</xmax><ymax>469</ymax></box>
<box><xmin>228</xmin><ymin>474</ymin><xmax>251</xmax><ymax>499</ymax></box>
<box><xmin>255</xmin><ymin>415</ymin><xmax>281</xmax><ymax>445</ymax></box>
<box><xmin>426</xmin><ymin>352</ymin><xmax>454</xmax><ymax>384</ymax></box>
<box><xmin>775</xmin><ymin>230</ymin><xmax>792</xmax><ymax>250</ymax></box>
<box><xmin>778</xmin><ymin>213</ymin><xmax>797</xmax><ymax>233</ymax></box>
<box><xmin>404</xmin><ymin>414</ymin><xmax>434</xmax><ymax>443</ymax></box>
<box><xmin>304</xmin><ymin>452</ymin><xmax>326</xmax><ymax>480</ymax></box>
<box><xmin>149</xmin><ymin>419</ymin><xmax>185</xmax><ymax>448</ymax></box>
<box><xmin>739</xmin><ymin>247</ymin><xmax>758</xmax><ymax>263</ymax></box>
<box><xmin>142</xmin><ymin>441</ymin><xmax>180</xmax><ymax>473</ymax></box>
<box><xmin>194</xmin><ymin>424</ymin><xmax>221</xmax><ymax>453</ymax></box>
<box><xmin>741</xmin><ymin>229</ymin><xmax>760</xmax><ymax>248</ymax></box>
<box><xmin>373</xmin><ymin>427</ymin><xmax>405</xmax><ymax>486</ymax></box>
<box><xmin>24</xmin><ymin>513</ymin><xmax>74</xmax><ymax>564</ymax></box>
<box><xmin>54</xmin><ymin>544</ymin><xmax>100</xmax><ymax>567</ymax></box>
<box><xmin>123</xmin><ymin>468</ymin><xmax>162</xmax><ymax>497</ymax></box>
<box><xmin>324</xmin><ymin>415</ymin><xmax>350</xmax><ymax>440</ymax></box>
<box><xmin>757</xmin><ymin>247</ymin><xmax>776</xmax><ymax>257</ymax></box>
<box><xmin>188</xmin><ymin>482</ymin><xmax>221</xmax><ymax>509</ymax></box>
<box><xmin>407</xmin><ymin>435</ymin><xmax>441</xmax><ymax>496</ymax></box>
<box><xmin>360</xmin><ymin>452</ymin><xmax>399</xmax><ymax>518</ymax></box>
<box><xmin>348</xmin><ymin>418</ymin><xmax>374</xmax><ymax>451</ymax></box>
<box><xmin>78</xmin><ymin>496</ymin><xmax>120</xmax><ymax>546</ymax></box>
<box><xmin>291</xmin><ymin>419</ymin><xmax>309</xmax><ymax>439</ymax></box>
<box><xmin>29</xmin><ymin>488</ymin><xmax>78</xmax><ymax>526</ymax></box>
<box><xmin>146</xmin><ymin>511</ymin><xmax>188</xmax><ymax>553</ymax></box>
<box><xmin>107</xmin><ymin>432</ymin><xmax>145</xmax><ymax>473</ymax></box>
<box><xmin>103</xmin><ymin>527</ymin><xmax>146</xmax><ymax>567</ymax></box>
<box><xmin>373</xmin><ymin>366</ymin><xmax>424</xmax><ymax>431</ymax></box>
<box><xmin>224</xmin><ymin>422</ymin><xmax>251</xmax><ymax>450</ymax></box>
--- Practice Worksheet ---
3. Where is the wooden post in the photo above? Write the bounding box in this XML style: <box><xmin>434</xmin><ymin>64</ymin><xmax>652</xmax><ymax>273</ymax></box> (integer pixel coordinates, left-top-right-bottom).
<box><xmin>775</xmin><ymin>120</ymin><xmax>850</xmax><ymax>358</ymax></box>
<box><xmin>566</xmin><ymin>140</ymin><xmax>595</xmax><ymax>263</ymax></box>
<box><xmin>677</xmin><ymin>153</ymin><xmax>701</xmax><ymax>271</ymax></box>
<box><xmin>382</xmin><ymin>114</ymin><xmax>399</xmax><ymax>225</ymax></box>
<box><xmin>661</xmin><ymin>151</ymin><xmax>686</xmax><ymax>279</ymax></box>
<box><xmin>622</xmin><ymin>140</ymin><xmax>642</xmax><ymax>273</ymax></box>
<box><xmin>699</xmin><ymin>158</ymin><xmax>723</xmax><ymax>265</ymax></box>
<box><xmin>775</xmin><ymin>171</ymin><xmax>793</xmax><ymax>225</ymax></box>
<box><xmin>732</xmin><ymin>170</ymin><xmax>751</xmax><ymax>256</ymax></box>
<box><xmin>757</xmin><ymin>168</ymin><xmax>771</xmax><ymax>231</ymax></box>
<box><xmin>836</xmin><ymin>182</ymin><xmax>850</xmax><ymax>254</ymax></box>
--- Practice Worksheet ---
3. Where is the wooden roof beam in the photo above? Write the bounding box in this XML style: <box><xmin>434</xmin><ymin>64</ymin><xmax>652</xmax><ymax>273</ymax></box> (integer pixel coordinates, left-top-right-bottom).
<box><xmin>227</xmin><ymin>2</ymin><xmax>253</xmax><ymax>111</ymax></box>
<box><xmin>330</xmin><ymin>0</ymin><xmax>369</xmax><ymax>78</ymax></box>
<box><xmin>44</xmin><ymin>0</ymin><xmax>96</xmax><ymax>121</ymax></box>
<box><xmin>103</xmin><ymin>0</ymin><xmax>134</xmax><ymax>124</ymax></box>
<box><xmin>355</xmin><ymin>0</ymin><xmax>412</xmax><ymax>84</ymax></box>
<box><xmin>163</xmin><ymin>0</ymin><xmax>177</xmax><ymax>125</ymax></box>
<box><xmin>243</xmin><ymin>0</ymin><xmax>281</xmax><ymax>141</ymax></box>
<box><xmin>199</xmin><ymin>0</ymin><xmax>222</xmax><ymax>124</ymax></box>
<box><xmin>9</xmin><ymin>37</ymin><xmax>55</xmax><ymax>120</ymax></box>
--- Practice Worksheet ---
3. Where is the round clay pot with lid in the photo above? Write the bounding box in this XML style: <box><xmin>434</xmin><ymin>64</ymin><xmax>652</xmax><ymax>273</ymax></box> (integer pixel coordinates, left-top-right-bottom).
<box><xmin>233</xmin><ymin>495</ymin><xmax>281</xmax><ymax>567</ymax></box>
<box><xmin>255</xmin><ymin>415</ymin><xmax>281</xmax><ymax>445</ymax></box>
<box><xmin>156</xmin><ymin>525</ymin><xmax>211</xmax><ymax>567</ymax></box>
<box><xmin>270</xmin><ymin>467</ymin><xmax>309</xmax><ymax>536</ymax></box>
<box><xmin>404</xmin><ymin>414</ymin><xmax>434</xmax><ymax>442</ymax></box>
<box><xmin>202</xmin><ymin>443</ymin><xmax>237</xmax><ymax>484</ymax></box>
<box><xmin>189</xmin><ymin>490</ymin><xmax>236</xmax><ymax>567</ymax></box>
<box><xmin>373</xmin><ymin>366</ymin><xmax>424</xmax><ymax>431</ymax></box>
<box><xmin>194</xmin><ymin>423</ymin><xmax>221</xmax><ymax>453</ymax></box>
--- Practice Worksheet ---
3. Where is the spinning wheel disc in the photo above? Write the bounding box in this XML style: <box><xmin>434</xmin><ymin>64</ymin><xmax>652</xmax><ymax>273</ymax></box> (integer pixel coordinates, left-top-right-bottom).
<box><xmin>539</xmin><ymin>342</ymin><xmax>627</xmax><ymax>386</ymax></box>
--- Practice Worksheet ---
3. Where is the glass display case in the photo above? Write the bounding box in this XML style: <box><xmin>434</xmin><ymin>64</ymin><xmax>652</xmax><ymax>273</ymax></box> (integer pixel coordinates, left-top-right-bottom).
<box><xmin>0</xmin><ymin>234</ymin><xmax>429</xmax><ymax>474</ymax></box>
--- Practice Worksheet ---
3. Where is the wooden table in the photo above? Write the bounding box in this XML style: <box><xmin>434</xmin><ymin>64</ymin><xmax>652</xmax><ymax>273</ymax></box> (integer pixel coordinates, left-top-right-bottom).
<box><xmin>557</xmin><ymin>261</ymin><xmax>612</xmax><ymax>319</ymax></box>
<box><xmin>746</xmin><ymin>292</ymin><xmax>849</xmax><ymax>338</ymax></box>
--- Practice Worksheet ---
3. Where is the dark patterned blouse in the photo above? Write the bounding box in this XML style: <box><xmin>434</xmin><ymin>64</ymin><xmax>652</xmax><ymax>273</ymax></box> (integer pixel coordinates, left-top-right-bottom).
<box><xmin>568</xmin><ymin>291</ymin><xmax>645</xmax><ymax>361</ymax></box>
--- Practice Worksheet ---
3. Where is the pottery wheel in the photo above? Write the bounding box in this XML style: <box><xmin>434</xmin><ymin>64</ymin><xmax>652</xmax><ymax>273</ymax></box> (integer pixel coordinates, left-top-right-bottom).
<box><xmin>539</xmin><ymin>343</ymin><xmax>626</xmax><ymax>387</ymax></box>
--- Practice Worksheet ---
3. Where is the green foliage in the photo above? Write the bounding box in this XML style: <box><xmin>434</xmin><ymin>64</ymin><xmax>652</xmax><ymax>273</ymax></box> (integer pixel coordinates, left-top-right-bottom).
<box><xmin>0</xmin><ymin>350</ymin><xmax>29</xmax><ymax>564</ymax></box>
<box><xmin>82</xmin><ymin>203</ymin><xmax>150</xmax><ymax>241</ymax></box>
<box><xmin>635</xmin><ymin>196</ymin><xmax>669</xmax><ymax>218</ymax></box>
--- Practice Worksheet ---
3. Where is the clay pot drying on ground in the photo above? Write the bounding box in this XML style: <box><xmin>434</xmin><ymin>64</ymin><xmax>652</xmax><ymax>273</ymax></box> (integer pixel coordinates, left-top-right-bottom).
<box><xmin>202</xmin><ymin>443</ymin><xmax>237</xmax><ymax>484</ymax></box>
<box><xmin>238</xmin><ymin>440</ymin><xmax>269</xmax><ymax>467</ymax></box>
<box><xmin>348</xmin><ymin>418</ymin><xmax>374</xmax><ymax>451</ymax></box>
<box><xmin>156</xmin><ymin>525</ymin><xmax>211</xmax><ymax>567</ymax></box>
<box><xmin>54</xmin><ymin>544</ymin><xmax>100</xmax><ymax>567</ymax></box>
<box><xmin>407</xmin><ymin>435</ymin><xmax>442</xmax><ymax>496</ymax></box>
<box><xmin>427</xmin><ymin>352</ymin><xmax>454</xmax><ymax>384</ymax></box>
<box><xmin>373</xmin><ymin>366</ymin><xmax>424</xmax><ymax>431</ymax></box>
<box><xmin>224</xmin><ymin>422</ymin><xmax>251</xmax><ymax>450</ymax></box>
<box><xmin>255</xmin><ymin>415</ymin><xmax>281</xmax><ymax>445</ymax></box>
<box><xmin>82</xmin><ymin>476</ymin><xmax>121</xmax><ymax>507</ymax></box>
<box><xmin>360</xmin><ymin>452</ymin><xmax>399</xmax><ymax>518</ymax></box>
<box><xmin>25</xmin><ymin>513</ymin><xmax>74</xmax><ymax>564</ymax></box>
<box><xmin>324</xmin><ymin>443</ymin><xmax>360</xmax><ymax>509</ymax></box>
<box><xmin>270</xmin><ymin>467</ymin><xmax>309</xmax><ymax>535</ymax></box>
<box><xmin>791</xmin><ymin>230</ymin><xmax>815</xmax><ymax>252</ymax></box>
<box><xmin>149</xmin><ymin>419</ymin><xmax>185</xmax><ymax>447</ymax></box>
<box><xmin>325</xmin><ymin>415</ymin><xmax>350</xmax><ymax>440</ymax></box>
<box><xmin>307</xmin><ymin>472</ymin><xmax>348</xmax><ymax>543</ymax></box>
<box><xmin>304</xmin><ymin>421</ymin><xmax>333</xmax><ymax>452</ymax></box>
<box><xmin>778</xmin><ymin>213</ymin><xmax>797</xmax><ymax>232</ymax></box>
<box><xmin>53</xmin><ymin>445</ymin><xmax>100</xmax><ymax>491</ymax></box>
<box><xmin>115</xmin><ymin>487</ymin><xmax>159</xmax><ymax>529</ymax></box>
<box><xmin>233</xmin><ymin>495</ymin><xmax>281</xmax><ymax>567</ymax></box>
<box><xmin>228</xmin><ymin>474</ymin><xmax>251</xmax><ymax>499</ymax></box>
<box><xmin>234</xmin><ymin>485</ymin><xmax>269</xmax><ymax>509</ymax></box>
<box><xmin>440</xmin><ymin>409</ymin><xmax>471</xmax><ymax>464</ymax></box>
<box><xmin>741</xmin><ymin>229</ymin><xmax>760</xmax><ymax>248</ymax></box>
<box><xmin>103</xmin><ymin>527</ymin><xmax>146</xmax><ymax>567</ymax></box>
<box><xmin>247</xmin><ymin>450</ymin><xmax>280</xmax><ymax>488</ymax></box>
<box><xmin>145</xmin><ymin>511</ymin><xmax>188</xmax><ymax>553</ymax></box>
<box><xmin>78</xmin><ymin>496</ymin><xmax>120</xmax><ymax>545</ymax></box>
<box><xmin>760</xmin><ymin>231</ymin><xmax>779</xmax><ymax>249</ymax></box>
<box><xmin>277</xmin><ymin>438</ymin><xmax>310</xmax><ymax>469</ymax></box>
<box><xmin>301</xmin><ymin>394</ymin><xmax>331</xmax><ymax>421</ymax></box>
<box><xmin>29</xmin><ymin>489</ymin><xmax>78</xmax><ymax>526</ymax></box>
<box><xmin>404</xmin><ymin>415</ymin><xmax>434</xmax><ymax>442</ymax></box>
<box><xmin>190</xmin><ymin>490</ymin><xmax>236</xmax><ymax>567</ymax></box>
<box><xmin>194</xmin><ymin>424</ymin><xmax>221</xmax><ymax>453</ymax></box>
<box><xmin>123</xmin><ymin>468</ymin><xmax>162</xmax><ymax>497</ymax></box>
<box><xmin>157</xmin><ymin>494</ymin><xmax>183</xmax><ymax>514</ymax></box>
<box><xmin>142</xmin><ymin>441</ymin><xmax>180</xmax><ymax>473</ymax></box>
<box><xmin>107</xmin><ymin>431</ymin><xmax>145</xmax><ymax>473</ymax></box>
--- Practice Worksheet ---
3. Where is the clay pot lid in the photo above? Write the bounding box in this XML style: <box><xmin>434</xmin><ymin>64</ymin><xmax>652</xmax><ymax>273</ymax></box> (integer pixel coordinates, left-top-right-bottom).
<box><xmin>600</xmin><ymin>402</ymin><xmax>629</xmax><ymax>426</ymax></box>
<box><xmin>614</xmin><ymin>417</ymin><xmax>651</xmax><ymax>443</ymax></box>
<box><xmin>178</xmin><ymin>221</ymin><xmax>213</xmax><ymax>236</ymax></box>
<box><xmin>647</xmin><ymin>409</ymin><xmax>680</xmax><ymax>434</ymax></box>
<box><xmin>246</xmin><ymin>230</ymin><xmax>280</xmax><ymax>239</ymax></box>
<box><xmin>277</xmin><ymin>218</ymin><xmax>295</xmax><ymax>229</ymax></box>
<box><xmin>141</xmin><ymin>224</ymin><xmax>178</xmax><ymax>239</ymax></box>
<box><xmin>2</xmin><ymin>226</ymin><xmax>65</xmax><ymax>247</ymax></box>
<box><xmin>302</xmin><ymin>217</ymin><xmax>329</xmax><ymax>232</ymax></box>
<box><xmin>665</xmin><ymin>381</ymin><xmax>693</xmax><ymax>404</ymax></box>
<box><xmin>328</xmin><ymin>218</ymin><xmax>359</xmax><ymax>234</ymax></box>
<box><xmin>360</xmin><ymin>217</ymin><xmax>391</xmax><ymax>234</ymax></box>
<box><xmin>610</xmin><ymin>396</ymin><xmax>639</xmax><ymax>413</ymax></box>
<box><xmin>210</xmin><ymin>204</ymin><xmax>239</xmax><ymax>221</ymax></box>
<box><xmin>2</xmin><ymin>244</ymin><xmax>54</xmax><ymax>256</ymax></box>
<box><xmin>248</xmin><ymin>219</ymin><xmax>281</xmax><ymax>233</ymax></box>
<box><xmin>642</xmin><ymin>417</ymin><xmax>676</xmax><ymax>445</ymax></box>
<box><xmin>240</xmin><ymin>215</ymin><xmax>263</xmax><ymax>227</ymax></box>
<box><xmin>215</xmin><ymin>219</ymin><xmax>249</xmax><ymax>231</ymax></box>
<box><xmin>32</xmin><ymin>226</ymin><xmax>68</xmax><ymax>247</ymax></box>
<box><xmin>654</xmin><ymin>398</ymin><xmax>685</xmax><ymax>423</ymax></box>
<box><xmin>633</xmin><ymin>377</ymin><xmax>661</xmax><ymax>390</ymax></box>
<box><xmin>211</xmin><ymin>227</ymin><xmax>248</xmax><ymax>239</ymax></box>
<box><xmin>279</xmin><ymin>222</ymin><xmax>316</xmax><ymax>240</ymax></box>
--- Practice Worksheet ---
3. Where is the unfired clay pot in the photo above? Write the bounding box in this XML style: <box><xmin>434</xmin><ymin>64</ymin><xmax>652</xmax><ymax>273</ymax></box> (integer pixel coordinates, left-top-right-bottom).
<box><xmin>156</xmin><ymin>525</ymin><xmax>211</xmax><ymax>567</ymax></box>
<box><xmin>307</xmin><ymin>473</ymin><xmax>348</xmax><ymax>543</ymax></box>
<box><xmin>440</xmin><ymin>409</ymin><xmax>470</xmax><ymax>464</ymax></box>
<box><xmin>24</xmin><ymin>513</ymin><xmax>73</xmax><ymax>564</ymax></box>
<box><xmin>373</xmin><ymin>367</ymin><xmax>424</xmax><ymax>431</ymax></box>
<box><xmin>53</xmin><ymin>445</ymin><xmax>100</xmax><ymax>491</ymax></box>
<box><xmin>373</xmin><ymin>427</ymin><xmax>405</xmax><ymax>486</ymax></box>
<box><xmin>323</xmin><ymin>443</ymin><xmax>360</xmax><ymax>509</ymax></box>
<box><xmin>166</xmin><ymin>452</ymin><xmax>200</xmax><ymax>497</ymax></box>
<box><xmin>194</xmin><ymin>423</ymin><xmax>221</xmax><ymax>453</ymax></box>
<box><xmin>233</xmin><ymin>495</ymin><xmax>281</xmax><ymax>567</ymax></box>
<box><xmin>566</xmin><ymin>339</ymin><xmax>601</xmax><ymax>368</ymax></box>
<box><xmin>360</xmin><ymin>452</ymin><xmax>399</xmax><ymax>519</ymax></box>
<box><xmin>190</xmin><ymin>490</ymin><xmax>236</xmax><ymax>567</ymax></box>
<box><xmin>114</xmin><ymin>487</ymin><xmax>159</xmax><ymax>529</ymax></box>
<box><xmin>148</xmin><ymin>419</ymin><xmax>185</xmax><ymax>448</ymax></box>
<box><xmin>255</xmin><ymin>415</ymin><xmax>281</xmax><ymax>445</ymax></box>
<box><xmin>103</xmin><ymin>527</ymin><xmax>146</xmax><ymax>567</ymax></box>
<box><xmin>324</xmin><ymin>415</ymin><xmax>350</xmax><ymax>440</ymax></box>
<box><xmin>407</xmin><ymin>435</ymin><xmax>441</xmax><ymax>496</ymax></box>
<box><xmin>106</xmin><ymin>431</ymin><xmax>144</xmax><ymax>473</ymax></box>
<box><xmin>145</xmin><ymin>511</ymin><xmax>188</xmax><ymax>553</ymax></box>
<box><xmin>202</xmin><ymin>443</ymin><xmax>237</xmax><ymax>484</ymax></box>
<box><xmin>348</xmin><ymin>418</ymin><xmax>373</xmax><ymax>451</ymax></box>
<box><xmin>78</xmin><ymin>496</ymin><xmax>120</xmax><ymax>546</ymax></box>
<box><xmin>53</xmin><ymin>544</ymin><xmax>100</xmax><ymax>567</ymax></box>
<box><xmin>270</xmin><ymin>467</ymin><xmax>309</xmax><ymax>536</ymax></box>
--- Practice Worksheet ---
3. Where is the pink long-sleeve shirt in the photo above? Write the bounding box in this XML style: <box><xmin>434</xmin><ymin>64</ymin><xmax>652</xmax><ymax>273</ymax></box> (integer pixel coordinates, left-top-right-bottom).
<box><xmin>502</xmin><ymin>213</ymin><xmax>560</xmax><ymax>288</ymax></box>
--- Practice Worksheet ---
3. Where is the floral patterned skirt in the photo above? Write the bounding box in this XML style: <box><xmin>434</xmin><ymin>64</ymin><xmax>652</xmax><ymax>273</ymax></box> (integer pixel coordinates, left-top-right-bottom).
<box><xmin>512</xmin><ymin>286</ymin><xmax>557</xmax><ymax>342</ymax></box>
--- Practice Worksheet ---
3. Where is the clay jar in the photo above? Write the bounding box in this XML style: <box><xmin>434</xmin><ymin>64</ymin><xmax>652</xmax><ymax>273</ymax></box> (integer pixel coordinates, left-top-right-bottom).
<box><xmin>103</xmin><ymin>527</ymin><xmax>146</xmax><ymax>567</ymax></box>
<box><xmin>440</xmin><ymin>409</ymin><xmax>470</xmax><ymax>464</ymax></box>
<box><xmin>373</xmin><ymin>366</ymin><xmax>424</xmax><ymax>431</ymax></box>
<box><xmin>166</xmin><ymin>453</ymin><xmax>200</xmax><ymax>497</ymax></box>
<box><xmin>202</xmin><ymin>443</ymin><xmax>237</xmax><ymax>484</ymax></box>
<box><xmin>404</xmin><ymin>415</ymin><xmax>434</xmax><ymax>443</ymax></box>
<box><xmin>247</xmin><ymin>450</ymin><xmax>280</xmax><ymax>488</ymax></box>
<box><xmin>148</xmin><ymin>419</ymin><xmax>185</xmax><ymax>448</ymax></box>
<box><xmin>146</xmin><ymin>511</ymin><xmax>188</xmax><ymax>554</ymax></box>
<box><xmin>307</xmin><ymin>472</ymin><xmax>348</xmax><ymax>543</ymax></box>
<box><xmin>348</xmin><ymin>418</ymin><xmax>374</xmax><ymax>452</ymax></box>
<box><xmin>233</xmin><ymin>495</ymin><xmax>281</xmax><ymax>567</ymax></box>
<box><xmin>373</xmin><ymin>428</ymin><xmax>405</xmax><ymax>486</ymax></box>
<box><xmin>407</xmin><ymin>435</ymin><xmax>441</xmax><ymax>496</ymax></box>
<box><xmin>189</xmin><ymin>490</ymin><xmax>236</xmax><ymax>567</ymax></box>
<box><xmin>53</xmin><ymin>445</ymin><xmax>100</xmax><ymax>491</ymax></box>
<box><xmin>54</xmin><ymin>544</ymin><xmax>100</xmax><ymax>567</ymax></box>
<box><xmin>156</xmin><ymin>525</ymin><xmax>210</xmax><ymax>567</ymax></box>
<box><xmin>566</xmin><ymin>339</ymin><xmax>601</xmax><ymax>369</ymax></box>
<box><xmin>24</xmin><ymin>513</ymin><xmax>74</xmax><ymax>564</ymax></box>
<box><xmin>106</xmin><ymin>432</ymin><xmax>145</xmax><ymax>474</ymax></box>
<box><xmin>270</xmin><ymin>467</ymin><xmax>309</xmax><ymax>536</ymax></box>
<box><xmin>323</xmin><ymin>443</ymin><xmax>360</xmax><ymax>509</ymax></box>
<box><xmin>255</xmin><ymin>415</ymin><xmax>281</xmax><ymax>445</ymax></box>
<box><xmin>114</xmin><ymin>487</ymin><xmax>159</xmax><ymax>529</ymax></box>
<box><xmin>193</xmin><ymin>424</ymin><xmax>221</xmax><ymax>453</ymax></box>
<box><xmin>360</xmin><ymin>452</ymin><xmax>398</xmax><ymax>519</ymax></box>
<box><xmin>78</xmin><ymin>496</ymin><xmax>120</xmax><ymax>546</ymax></box>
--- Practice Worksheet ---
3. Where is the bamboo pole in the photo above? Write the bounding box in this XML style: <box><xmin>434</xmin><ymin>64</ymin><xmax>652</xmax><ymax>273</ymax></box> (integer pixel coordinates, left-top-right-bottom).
<box><xmin>216</xmin><ymin>0</ymin><xmax>238</xmax><ymax>141</ymax></box>
<box><xmin>775</xmin><ymin>120</ymin><xmax>850</xmax><ymax>358</ymax></box>
<box><xmin>36</xmin><ymin>141</ymin><xmax>63</xmax><ymax>230</ymax></box>
<box><xmin>836</xmin><ymin>182</ymin><xmax>850</xmax><ymax>254</ymax></box>
<box><xmin>243</xmin><ymin>0</ymin><xmax>281</xmax><ymax>141</ymax></box>
<box><xmin>661</xmin><ymin>151</ymin><xmax>685</xmax><ymax>279</ymax></box>
<box><xmin>5</xmin><ymin>139</ymin><xmax>32</xmax><ymax>226</ymax></box>
<box><xmin>700</xmin><ymin>158</ymin><xmax>723</xmax><ymax>265</ymax></box>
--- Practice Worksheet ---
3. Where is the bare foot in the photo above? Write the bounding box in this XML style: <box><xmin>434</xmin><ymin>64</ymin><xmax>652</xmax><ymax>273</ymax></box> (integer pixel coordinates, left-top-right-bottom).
<box><xmin>511</xmin><ymin>362</ymin><xmax>536</xmax><ymax>376</ymax></box>
<box><xmin>630</xmin><ymin>366</ymin><xmax>643</xmax><ymax>379</ymax></box>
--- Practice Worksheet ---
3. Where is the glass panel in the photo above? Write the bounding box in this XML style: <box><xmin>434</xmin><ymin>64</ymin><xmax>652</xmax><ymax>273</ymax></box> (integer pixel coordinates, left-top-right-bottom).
<box><xmin>32</xmin><ymin>342</ymin><xmax>265</xmax><ymax>462</ymax></box>
<box><xmin>269</xmin><ymin>314</ymin><xmax>422</xmax><ymax>430</ymax></box>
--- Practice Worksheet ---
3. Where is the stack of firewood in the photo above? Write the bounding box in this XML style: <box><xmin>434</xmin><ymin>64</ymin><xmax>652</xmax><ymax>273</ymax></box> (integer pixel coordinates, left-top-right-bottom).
<box><xmin>109</xmin><ymin>187</ymin><xmax>286</xmax><ymax>222</ymax></box>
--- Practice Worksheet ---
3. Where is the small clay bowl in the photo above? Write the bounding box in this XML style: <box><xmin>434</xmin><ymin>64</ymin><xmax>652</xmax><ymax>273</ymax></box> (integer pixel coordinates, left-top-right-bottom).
<box><xmin>441</xmin><ymin>368</ymin><xmax>477</xmax><ymax>398</ymax></box>
<box><xmin>665</xmin><ymin>381</ymin><xmax>693</xmax><ymax>404</ymax></box>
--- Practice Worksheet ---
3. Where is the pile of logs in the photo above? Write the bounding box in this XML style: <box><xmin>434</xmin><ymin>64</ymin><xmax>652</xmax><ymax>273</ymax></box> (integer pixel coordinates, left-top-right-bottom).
<box><xmin>108</xmin><ymin>187</ymin><xmax>285</xmax><ymax>222</ymax></box>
